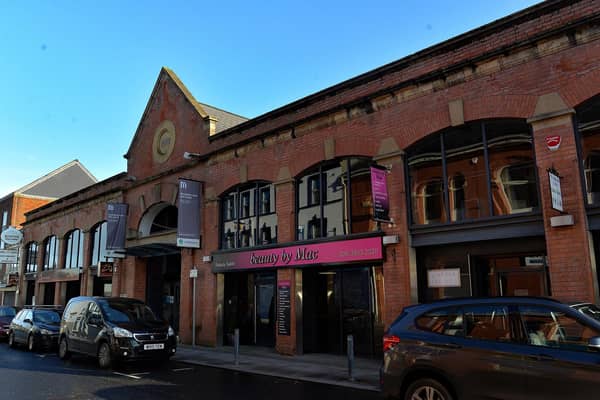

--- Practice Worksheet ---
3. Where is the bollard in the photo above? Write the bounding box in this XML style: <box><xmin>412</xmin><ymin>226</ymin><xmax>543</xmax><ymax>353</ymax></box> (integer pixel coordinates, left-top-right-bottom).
<box><xmin>347</xmin><ymin>334</ymin><xmax>355</xmax><ymax>381</ymax></box>
<box><xmin>234</xmin><ymin>328</ymin><xmax>240</xmax><ymax>366</ymax></box>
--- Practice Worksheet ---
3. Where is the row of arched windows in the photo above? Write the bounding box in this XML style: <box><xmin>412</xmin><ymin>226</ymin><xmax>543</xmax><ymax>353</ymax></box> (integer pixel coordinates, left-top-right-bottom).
<box><xmin>24</xmin><ymin>222</ymin><xmax>113</xmax><ymax>273</ymax></box>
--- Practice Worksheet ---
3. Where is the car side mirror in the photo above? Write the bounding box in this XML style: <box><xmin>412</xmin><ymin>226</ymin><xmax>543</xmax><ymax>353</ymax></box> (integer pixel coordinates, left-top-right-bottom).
<box><xmin>588</xmin><ymin>336</ymin><xmax>600</xmax><ymax>350</ymax></box>
<box><xmin>23</xmin><ymin>318</ymin><xmax>32</xmax><ymax>324</ymax></box>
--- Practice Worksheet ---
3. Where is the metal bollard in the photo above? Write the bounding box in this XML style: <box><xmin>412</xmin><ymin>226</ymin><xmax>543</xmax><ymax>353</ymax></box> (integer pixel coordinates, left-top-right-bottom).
<box><xmin>347</xmin><ymin>334</ymin><xmax>355</xmax><ymax>381</ymax></box>
<box><xmin>234</xmin><ymin>328</ymin><xmax>240</xmax><ymax>366</ymax></box>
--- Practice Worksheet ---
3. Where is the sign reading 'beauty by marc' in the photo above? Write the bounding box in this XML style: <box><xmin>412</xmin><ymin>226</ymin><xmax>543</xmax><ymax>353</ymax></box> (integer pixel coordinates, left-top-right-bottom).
<box><xmin>212</xmin><ymin>236</ymin><xmax>383</xmax><ymax>272</ymax></box>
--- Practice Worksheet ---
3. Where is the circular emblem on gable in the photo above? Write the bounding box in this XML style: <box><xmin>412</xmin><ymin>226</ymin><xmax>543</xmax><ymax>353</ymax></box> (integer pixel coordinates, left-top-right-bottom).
<box><xmin>152</xmin><ymin>120</ymin><xmax>176</xmax><ymax>163</ymax></box>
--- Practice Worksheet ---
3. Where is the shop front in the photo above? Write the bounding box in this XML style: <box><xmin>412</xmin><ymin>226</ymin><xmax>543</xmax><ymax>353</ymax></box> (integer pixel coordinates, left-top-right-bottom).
<box><xmin>36</xmin><ymin>268</ymin><xmax>80</xmax><ymax>305</ymax></box>
<box><xmin>213</xmin><ymin>235</ymin><xmax>384</xmax><ymax>357</ymax></box>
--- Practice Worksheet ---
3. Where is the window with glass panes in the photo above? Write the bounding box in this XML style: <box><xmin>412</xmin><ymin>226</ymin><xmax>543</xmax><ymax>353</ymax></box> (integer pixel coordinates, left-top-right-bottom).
<box><xmin>220</xmin><ymin>182</ymin><xmax>277</xmax><ymax>249</ymax></box>
<box><xmin>296</xmin><ymin>157</ymin><xmax>378</xmax><ymax>240</ymax></box>
<box><xmin>91</xmin><ymin>222</ymin><xmax>113</xmax><ymax>266</ymax></box>
<box><xmin>64</xmin><ymin>229</ymin><xmax>84</xmax><ymax>269</ymax></box>
<box><xmin>25</xmin><ymin>242</ymin><xmax>38</xmax><ymax>273</ymax></box>
<box><xmin>42</xmin><ymin>236</ymin><xmax>58</xmax><ymax>270</ymax></box>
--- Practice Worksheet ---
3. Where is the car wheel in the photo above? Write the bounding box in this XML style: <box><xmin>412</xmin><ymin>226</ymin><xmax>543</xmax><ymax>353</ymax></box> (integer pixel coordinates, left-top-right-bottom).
<box><xmin>58</xmin><ymin>337</ymin><xmax>71</xmax><ymax>360</ymax></box>
<box><xmin>27</xmin><ymin>334</ymin><xmax>36</xmax><ymax>352</ymax></box>
<box><xmin>404</xmin><ymin>378</ymin><xmax>453</xmax><ymax>400</ymax></box>
<box><xmin>8</xmin><ymin>332</ymin><xmax>15</xmax><ymax>348</ymax></box>
<box><xmin>98</xmin><ymin>342</ymin><xmax>112</xmax><ymax>369</ymax></box>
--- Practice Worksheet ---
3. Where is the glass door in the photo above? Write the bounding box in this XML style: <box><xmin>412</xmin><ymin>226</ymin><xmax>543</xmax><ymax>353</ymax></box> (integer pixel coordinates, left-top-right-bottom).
<box><xmin>341</xmin><ymin>268</ymin><xmax>374</xmax><ymax>357</ymax></box>
<box><xmin>254</xmin><ymin>273</ymin><xmax>275</xmax><ymax>347</ymax></box>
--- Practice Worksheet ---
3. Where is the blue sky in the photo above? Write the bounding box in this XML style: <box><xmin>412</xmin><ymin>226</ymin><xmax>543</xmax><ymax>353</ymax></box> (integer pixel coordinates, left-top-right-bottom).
<box><xmin>0</xmin><ymin>0</ymin><xmax>538</xmax><ymax>197</ymax></box>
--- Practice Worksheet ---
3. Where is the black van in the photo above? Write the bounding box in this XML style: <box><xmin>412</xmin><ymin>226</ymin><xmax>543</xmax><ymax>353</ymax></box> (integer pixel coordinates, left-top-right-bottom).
<box><xmin>58</xmin><ymin>296</ymin><xmax>177</xmax><ymax>368</ymax></box>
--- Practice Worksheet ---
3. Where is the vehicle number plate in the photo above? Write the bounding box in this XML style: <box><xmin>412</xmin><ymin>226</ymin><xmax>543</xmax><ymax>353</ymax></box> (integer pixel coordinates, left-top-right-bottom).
<box><xmin>144</xmin><ymin>343</ymin><xmax>164</xmax><ymax>350</ymax></box>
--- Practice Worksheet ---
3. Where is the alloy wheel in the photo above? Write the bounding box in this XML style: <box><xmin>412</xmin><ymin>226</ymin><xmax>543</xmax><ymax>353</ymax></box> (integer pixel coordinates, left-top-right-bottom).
<box><xmin>27</xmin><ymin>335</ymin><xmax>35</xmax><ymax>352</ymax></box>
<box><xmin>58</xmin><ymin>337</ymin><xmax>71</xmax><ymax>360</ymax></box>
<box><xmin>98</xmin><ymin>343</ymin><xmax>112</xmax><ymax>368</ymax></box>
<box><xmin>410</xmin><ymin>386</ymin><xmax>447</xmax><ymax>400</ymax></box>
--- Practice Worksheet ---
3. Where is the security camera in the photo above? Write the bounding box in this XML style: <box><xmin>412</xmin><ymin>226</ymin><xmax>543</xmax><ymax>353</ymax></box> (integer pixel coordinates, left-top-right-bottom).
<box><xmin>184</xmin><ymin>151</ymin><xmax>202</xmax><ymax>160</ymax></box>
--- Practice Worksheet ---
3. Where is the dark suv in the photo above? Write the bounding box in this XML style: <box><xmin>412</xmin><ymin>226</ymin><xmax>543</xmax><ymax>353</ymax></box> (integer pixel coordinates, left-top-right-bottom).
<box><xmin>381</xmin><ymin>297</ymin><xmax>600</xmax><ymax>400</ymax></box>
<box><xmin>8</xmin><ymin>306</ymin><xmax>62</xmax><ymax>351</ymax></box>
<box><xmin>58</xmin><ymin>296</ymin><xmax>177</xmax><ymax>368</ymax></box>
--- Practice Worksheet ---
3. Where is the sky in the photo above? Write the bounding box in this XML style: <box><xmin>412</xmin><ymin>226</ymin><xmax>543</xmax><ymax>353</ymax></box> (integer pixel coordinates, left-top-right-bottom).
<box><xmin>0</xmin><ymin>0</ymin><xmax>540</xmax><ymax>197</ymax></box>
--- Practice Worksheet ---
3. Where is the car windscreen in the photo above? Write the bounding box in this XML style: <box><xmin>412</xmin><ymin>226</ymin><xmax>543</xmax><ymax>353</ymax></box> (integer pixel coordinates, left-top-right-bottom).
<box><xmin>99</xmin><ymin>301</ymin><xmax>160</xmax><ymax>323</ymax></box>
<box><xmin>0</xmin><ymin>307</ymin><xmax>16</xmax><ymax>317</ymax></box>
<box><xmin>33</xmin><ymin>310</ymin><xmax>61</xmax><ymax>325</ymax></box>
<box><xmin>575</xmin><ymin>304</ymin><xmax>600</xmax><ymax>322</ymax></box>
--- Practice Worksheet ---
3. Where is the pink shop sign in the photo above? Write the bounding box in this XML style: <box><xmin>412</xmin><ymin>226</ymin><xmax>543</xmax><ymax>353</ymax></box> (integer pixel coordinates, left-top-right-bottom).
<box><xmin>212</xmin><ymin>236</ymin><xmax>383</xmax><ymax>272</ymax></box>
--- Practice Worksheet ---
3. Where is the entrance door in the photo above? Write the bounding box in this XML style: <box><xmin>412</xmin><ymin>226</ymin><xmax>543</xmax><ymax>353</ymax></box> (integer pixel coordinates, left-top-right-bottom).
<box><xmin>303</xmin><ymin>267</ymin><xmax>374</xmax><ymax>356</ymax></box>
<box><xmin>471</xmin><ymin>255</ymin><xmax>548</xmax><ymax>297</ymax></box>
<box><xmin>43</xmin><ymin>283</ymin><xmax>55</xmax><ymax>305</ymax></box>
<box><xmin>254</xmin><ymin>273</ymin><xmax>275</xmax><ymax>347</ymax></box>
<box><xmin>146</xmin><ymin>254</ymin><xmax>181</xmax><ymax>332</ymax></box>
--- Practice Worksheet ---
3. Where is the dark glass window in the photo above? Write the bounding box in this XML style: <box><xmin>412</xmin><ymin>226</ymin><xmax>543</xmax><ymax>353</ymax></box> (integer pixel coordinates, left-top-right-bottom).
<box><xmin>91</xmin><ymin>222</ymin><xmax>113</xmax><ymax>267</ymax></box>
<box><xmin>576</xmin><ymin>95</ymin><xmax>600</xmax><ymax>205</ymax></box>
<box><xmin>415</xmin><ymin>307</ymin><xmax>463</xmax><ymax>336</ymax></box>
<box><xmin>43</xmin><ymin>236</ymin><xmax>58</xmax><ymax>270</ymax></box>
<box><xmin>150</xmin><ymin>205</ymin><xmax>178</xmax><ymax>234</ymax></box>
<box><xmin>463</xmin><ymin>305</ymin><xmax>512</xmax><ymax>341</ymax></box>
<box><xmin>407</xmin><ymin>119</ymin><xmax>538</xmax><ymax>225</ymax></box>
<box><xmin>519</xmin><ymin>306</ymin><xmax>600</xmax><ymax>351</ymax></box>
<box><xmin>64</xmin><ymin>229</ymin><xmax>84</xmax><ymax>269</ymax></box>
<box><xmin>25</xmin><ymin>242</ymin><xmax>38</xmax><ymax>273</ymax></box>
<box><xmin>297</xmin><ymin>157</ymin><xmax>378</xmax><ymax>240</ymax></box>
<box><xmin>220</xmin><ymin>182</ymin><xmax>277</xmax><ymax>249</ymax></box>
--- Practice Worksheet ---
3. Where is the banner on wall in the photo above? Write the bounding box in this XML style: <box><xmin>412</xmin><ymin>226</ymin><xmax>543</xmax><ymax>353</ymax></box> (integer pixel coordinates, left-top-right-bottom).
<box><xmin>106</xmin><ymin>203</ymin><xmax>129</xmax><ymax>251</ymax></box>
<box><xmin>177</xmin><ymin>179</ymin><xmax>202</xmax><ymax>248</ymax></box>
<box><xmin>370</xmin><ymin>166</ymin><xmax>391</xmax><ymax>222</ymax></box>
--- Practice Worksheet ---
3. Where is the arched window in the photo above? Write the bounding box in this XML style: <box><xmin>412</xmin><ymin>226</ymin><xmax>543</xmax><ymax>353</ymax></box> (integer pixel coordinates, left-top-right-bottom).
<box><xmin>576</xmin><ymin>95</ymin><xmax>600</xmax><ymax>205</ymax></box>
<box><xmin>296</xmin><ymin>157</ymin><xmax>377</xmax><ymax>240</ymax></box>
<box><xmin>150</xmin><ymin>205</ymin><xmax>178</xmax><ymax>234</ymax></box>
<box><xmin>450</xmin><ymin>174</ymin><xmax>466</xmax><ymax>221</ymax></box>
<box><xmin>25</xmin><ymin>242</ymin><xmax>38</xmax><ymax>273</ymax></box>
<box><xmin>407</xmin><ymin>119</ymin><xmax>538</xmax><ymax>225</ymax></box>
<box><xmin>90</xmin><ymin>222</ymin><xmax>113</xmax><ymax>267</ymax></box>
<box><xmin>64</xmin><ymin>229</ymin><xmax>84</xmax><ymax>269</ymax></box>
<box><xmin>42</xmin><ymin>236</ymin><xmax>58</xmax><ymax>270</ymax></box>
<box><xmin>220</xmin><ymin>182</ymin><xmax>277</xmax><ymax>249</ymax></box>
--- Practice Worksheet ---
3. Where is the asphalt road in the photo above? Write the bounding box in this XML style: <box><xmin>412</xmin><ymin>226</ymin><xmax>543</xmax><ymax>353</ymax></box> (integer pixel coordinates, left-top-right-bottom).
<box><xmin>0</xmin><ymin>342</ymin><xmax>381</xmax><ymax>400</ymax></box>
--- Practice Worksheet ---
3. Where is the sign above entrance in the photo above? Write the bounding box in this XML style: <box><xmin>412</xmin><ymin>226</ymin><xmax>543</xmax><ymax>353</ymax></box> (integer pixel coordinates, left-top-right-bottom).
<box><xmin>212</xmin><ymin>236</ymin><xmax>383</xmax><ymax>272</ymax></box>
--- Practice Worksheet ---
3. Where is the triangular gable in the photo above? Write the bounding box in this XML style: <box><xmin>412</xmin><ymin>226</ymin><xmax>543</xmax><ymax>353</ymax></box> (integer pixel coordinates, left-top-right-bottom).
<box><xmin>124</xmin><ymin>67</ymin><xmax>209</xmax><ymax>159</ymax></box>
<box><xmin>16</xmin><ymin>160</ymin><xmax>97</xmax><ymax>198</ymax></box>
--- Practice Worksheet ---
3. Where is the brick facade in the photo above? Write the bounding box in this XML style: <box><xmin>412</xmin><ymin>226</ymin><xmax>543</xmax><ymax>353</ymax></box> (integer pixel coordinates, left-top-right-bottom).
<box><xmin>15</xmin><ymin>0</ymin><xmax>600</xmax><ymax>354</ymax></box>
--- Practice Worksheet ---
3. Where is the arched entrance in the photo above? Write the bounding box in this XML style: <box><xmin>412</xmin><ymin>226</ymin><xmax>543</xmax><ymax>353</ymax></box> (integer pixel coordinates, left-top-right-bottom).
<box><xmin>129</xmin><ymin>203</ymin><xmax>181</xmax><ymax>332</ymax></box>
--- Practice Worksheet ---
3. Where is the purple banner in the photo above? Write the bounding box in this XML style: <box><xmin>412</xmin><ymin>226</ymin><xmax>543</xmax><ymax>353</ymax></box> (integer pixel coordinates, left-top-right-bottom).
<box><xmin>212</xmin><ymin>236</ymin><xmax>382</xmax><ymax>272</ymax></box>
<box><xmin>106</xmin><ymin>203</ymin><xmax>128</xmax><ymax>250</ymax></box>
<box><xmin>177</xmin><ymin>179</ymin><xmax>202</xmax><ymax>248</ymax></box>
<box><xmin>370</xmin><ymin>166</ymin><xmax>390</xmax><ymax>222</ymax></box>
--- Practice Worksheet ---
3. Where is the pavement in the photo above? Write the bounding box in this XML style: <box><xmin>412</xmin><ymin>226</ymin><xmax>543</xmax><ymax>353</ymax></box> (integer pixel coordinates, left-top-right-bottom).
<box><xmin>173</xmin><ymin>344</ymin><xmax>381</xmax><ymax>392</ymax></box>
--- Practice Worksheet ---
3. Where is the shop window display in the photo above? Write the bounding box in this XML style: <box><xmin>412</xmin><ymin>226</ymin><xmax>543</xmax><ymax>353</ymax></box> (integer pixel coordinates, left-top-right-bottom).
<box><xmin>577</xmin><ymin>95</ymin><xmax>600</xmax><ymax>206</ymax></box>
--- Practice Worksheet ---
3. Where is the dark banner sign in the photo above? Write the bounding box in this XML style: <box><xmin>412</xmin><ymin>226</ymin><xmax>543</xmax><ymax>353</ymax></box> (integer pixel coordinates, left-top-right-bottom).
<box><xmin>106</xmin><ymin>203</ymin><xmax>129</xmax><ymax>250</ymax></box>
<box><xmin>370</xmin><ymin>166</ymin><xmax>390</xmax><ymax>222</ymax></box>
<box><xmin>277</xmin><ymin>280</ymin><xmax>291</xmax><ymax>336</ymax></box>
<box><xmin>212</xmin><ymin>236</ymin><xmax>382</xmax><ymax>272</ymax></box>
<box><xmin>177</xmin><ymin>179</ymin><xmax>202</xmax><ymax>248</ymax></box>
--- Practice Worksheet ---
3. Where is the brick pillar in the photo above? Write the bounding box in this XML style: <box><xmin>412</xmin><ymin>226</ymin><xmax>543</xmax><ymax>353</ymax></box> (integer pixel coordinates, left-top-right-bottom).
<box><xmin>274</xmin><ymin>179</ymin><xmax>296</xmax><ymax>354</ymax></box>
<box><xmin>374</xmin><ymin>148</ymin><xmax>412</xmax><ymax>328</ymax></box>
<box><xmin>179</xmin><ymin>248</ymin><xmax>194</xmax><ymax>344</ymax></box>
<box><xmin>529</xmin><ymin>93</ymin><xmax>597</xmax><ymax>303</ymax></box>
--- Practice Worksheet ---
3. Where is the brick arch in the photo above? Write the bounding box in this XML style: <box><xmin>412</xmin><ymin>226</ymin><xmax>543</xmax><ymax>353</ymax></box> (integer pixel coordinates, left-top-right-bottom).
<box><xmin>138</xmin><ymin>201</ymin><xmax>177</xmax><ymax>237</ymax></box>
<box><xmin>559</xmin><ymin>69</ymin><xmax>600</xmax><ymax>109</ymax></box>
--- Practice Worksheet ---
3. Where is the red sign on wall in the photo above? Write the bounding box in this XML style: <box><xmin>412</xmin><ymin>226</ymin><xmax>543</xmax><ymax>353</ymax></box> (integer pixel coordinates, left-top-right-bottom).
<box><xmin>545</xmin><ymin>135</ymin><xmax>561</xmax><ymax>151</ymax></box>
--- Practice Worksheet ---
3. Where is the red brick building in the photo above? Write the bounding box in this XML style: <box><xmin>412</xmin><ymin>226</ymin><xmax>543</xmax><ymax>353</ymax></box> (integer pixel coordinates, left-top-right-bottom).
<box><xmin>0</xmin><ymin>160</ymin><xmax>97</xmax><ymax>305</ymax></box>
<box><xmin>16</xmin><ymin>0</ymin><xmax>600</xmax><ymax>357</ymax></box>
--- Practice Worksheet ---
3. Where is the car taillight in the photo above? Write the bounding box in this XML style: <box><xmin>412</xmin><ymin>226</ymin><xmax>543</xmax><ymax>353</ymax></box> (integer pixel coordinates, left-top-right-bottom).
<box><xmin>383</xmin><ymin>334</ymin><xmax>401</xmax><ymax>352</ymax></box>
